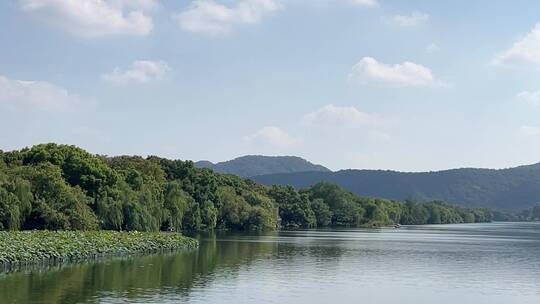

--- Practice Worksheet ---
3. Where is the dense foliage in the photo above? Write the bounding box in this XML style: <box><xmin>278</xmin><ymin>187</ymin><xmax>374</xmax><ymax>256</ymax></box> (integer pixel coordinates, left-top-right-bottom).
<box><xmin>0</xmin><ymin>144</ymin><xmax>491</xmax><ymax>232</ymax></box>
<box><xmin>492</xmin><ymin>203</ymin><xmax>540</xmax><ymax>222</ymax></box>
<box><xmin>0</xmin><ymin>231</ymin><xmax>197</xmax><ymax>266</ymax></box>
<box><xmin>252</xmin><ymin>164</ymin><xmax>540</xmax><ymax>211</ymax></box>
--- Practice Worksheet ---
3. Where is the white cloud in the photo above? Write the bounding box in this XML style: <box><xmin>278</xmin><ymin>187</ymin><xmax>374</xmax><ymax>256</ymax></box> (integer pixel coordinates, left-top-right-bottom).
<box><xmin>351</xmin><ymin>0</ymin><xmax>378</xmax><ymax>7</ymax></box>
<box><xmin>493</xmin><ymin>23</ymin><xmax>540</xmax><ymax>67</ymax></box>
<box><xmin>389</xmin><ymin>11</ymin><xmax>429</xmax><ymax>27</ymax></box>
<box><xmin>517</xmin><ymin>90</ymin><xmax>540</xmax><ymax>106</ymax></box>
<box><xmin>348</xmin><ymin>57</ymin><xmax>445</xmax><ymax>87</ymax></box>
<box><xmin>109</xmin><ymin>0</ymin><xmax>159</xmax><ymax>11</ymax></box>
<box><xmin>303</xmin><ymin>104</ymin><xmax>381</xmax><ymax>127</ymax></box>
<box><xmin>0</xmin><ymin>74</ymin><xmax>82</xmax><ymax>112</ymax></box>
<box><xmin>173</xmin><ymin>0</ymin><xmax>283</xmax><ymax>36</ymax></box>
<box><xmin>244</xmin><ymin>126</ymin><xmax>295</xmax><ymax>147</ymax></box>
<box><xmin>19</xmin><ymin>0</ymin><xmax>156</xmax><ymax>37</ymax></box>
<box><xmin>102</xmin><ymin>60</ymin><xmax>171</xmax><ymax>84</ymax></box>
<box><xmin>426</xmin><ymin>43</ymin><xmax>439</xmax><ymax>54</ymax></box>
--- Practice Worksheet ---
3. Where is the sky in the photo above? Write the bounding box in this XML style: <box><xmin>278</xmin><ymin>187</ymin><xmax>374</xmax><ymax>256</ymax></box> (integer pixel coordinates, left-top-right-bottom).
<box><xmin>1</xmin><ymin>0</ymin><xmax>540</xmax><ymax>171</ymax></box>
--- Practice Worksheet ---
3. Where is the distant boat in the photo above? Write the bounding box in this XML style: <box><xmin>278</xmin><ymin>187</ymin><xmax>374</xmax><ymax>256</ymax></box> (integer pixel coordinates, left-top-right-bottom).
<box><xmin>394</xmin><ymin>224</ymin><xmax>402</xmax><ymax>229</ymax></box>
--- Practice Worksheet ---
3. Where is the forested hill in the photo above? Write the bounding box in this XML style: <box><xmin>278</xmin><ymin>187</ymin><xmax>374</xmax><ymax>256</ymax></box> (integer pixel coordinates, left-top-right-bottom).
<box><xmin>0</xmin><ymin>144</ymin><xmax>492</xmax><ymax>232</ymax></box>
<box><xmin>195</xmin><ymin>155</ymin><xmax>330</xmax><ymax>178</ymax></box>
<box><xmin>252</xmin><ymin>163</ymin><xmax>540</xmax><ymax>211</ymax></box>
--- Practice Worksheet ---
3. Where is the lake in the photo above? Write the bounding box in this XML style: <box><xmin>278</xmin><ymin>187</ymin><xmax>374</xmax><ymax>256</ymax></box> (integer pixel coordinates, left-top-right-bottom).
<box><xmin>1</xmin><ymin>222</ymin><xmax>540</xmax><ymax>304</ymax></box>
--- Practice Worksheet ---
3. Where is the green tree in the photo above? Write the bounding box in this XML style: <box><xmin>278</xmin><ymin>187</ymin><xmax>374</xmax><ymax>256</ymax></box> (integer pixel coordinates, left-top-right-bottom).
<box><xmin>22</xmin><ymin>163</ymin><xmax>98</xmax><ymax>230</ymax></box>
<box><xmin>310</xmin><ymin>198</ymin><xmax>332</xmax><ymax>227</ymax></box>
<box><xmin>216</xmin><ymin>187</ymin><xmax>250</xmax><ymax>230</ymax></box>
<box><xmin>532</xmin><ymin>203</ymin><xmax>540</xmax><ymax>220</ymax></box>
<box><xmin>162</xmin><ymin>181</ymin><xmax>189</xmax><ymax>231</ymax></box>
<box><xmin>269</xmin><ymin>185</ymin><xmax>315</xmax><ymax>228</ymax></box>
<box><xmin>0</xmin><ymin>188</ymin><xmax>22</xmax><ymax>230</ymax></box>
<box><xmin>0</xmin><ymin>144</ymin><xmax>495</xmax><ymax>233</ymax></box>
<box><xmin>201</xmin><ymin>200</ymin><xmax>218</xmax><ymax>229</ymax></box>
<box><xmin>183</xmin><ymin>200</ymin><xmax>202</xmax><ymax>231</ymax></box>
<box><xmin>22</xmin><ymin>143</ymin><xmax>117</xmax><ymax>198</ymax></box>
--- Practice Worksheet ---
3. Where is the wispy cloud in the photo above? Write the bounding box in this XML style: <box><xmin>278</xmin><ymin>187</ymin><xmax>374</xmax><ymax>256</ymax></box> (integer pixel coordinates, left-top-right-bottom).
<box><xmin>102</xmin><ymin>60</ymin><xmax>171</xmax><ymax>84</ymax></box>
<box><xmin>351</xmin><ymin>0</ymin><xmax>378</xmax><ymax>7</ymax></box>
<box><xmin>18</xmin><ymin>0</ymin><xmax>156</xmax><ymax>37</ymax></box>
<box><xmin>301</xmin><ymin>104</ymin><xmax>392</xmax><ymax>147</ymax></box>
<box><xmin>244</xmin><ymin>126</ymin><xmax>296</xmax><ymax>147</ymax></box>
<box><xmin>0</xmin><ymin>74</ymin><xmax>83</xmax><ymax>112</ymax></box>
<box><xmin>517</xmin><ymin>90</ymin><xmax>540</xmax><ymax>106</ymax></box>
<box><xmin>348</xmin><ymin>57</ymin><xmax>446</xmax><ymax>87</ymax></box>
<box><xmin>387</xmin><ymin>11</ymin><xmax>429</xmax><ymax>27</ymax></box>
<box><xmin>493</xmin><ymin>22</ymin><xmax>540</xmax><ymax>67</ymax></box>
<box><xmin>303</xmin><ymin>104</ymin><xmax>381</xmax><ymax>127</ymax></box>
<box><xmin>173</xmin><ymin>0</ymin><xmax>283</xmax><ymax>36</ymax></box>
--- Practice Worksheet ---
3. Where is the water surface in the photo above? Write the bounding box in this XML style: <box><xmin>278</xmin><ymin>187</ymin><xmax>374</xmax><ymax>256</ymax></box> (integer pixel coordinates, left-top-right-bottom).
<box><xmin>1</xmin><ymin>222</ymin><xmax>540</xmax><ymax>303</ymax></box>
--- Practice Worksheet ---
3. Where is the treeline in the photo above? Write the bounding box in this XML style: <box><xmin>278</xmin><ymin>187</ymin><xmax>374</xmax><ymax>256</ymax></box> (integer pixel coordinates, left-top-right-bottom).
<box><xmin>492</xmin><ymin>204</ymin><xmax>540</xmax><ymax>222</ymax></box>
<box><xmin>252</xmin><ymin>163</ymin><xmax>540</xmax><ymax>212</ymax></box>
<box><xmin>0</xmin><ymin>144</ymin><xmax>492</xmax><ymax>232</ymax></box>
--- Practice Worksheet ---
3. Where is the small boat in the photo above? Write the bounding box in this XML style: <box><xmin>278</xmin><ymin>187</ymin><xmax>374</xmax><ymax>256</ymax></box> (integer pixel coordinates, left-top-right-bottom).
<box><xmin>394</xmin><ymin>224</ymin><xmax>401</xmax><ymax>229</ymax></box>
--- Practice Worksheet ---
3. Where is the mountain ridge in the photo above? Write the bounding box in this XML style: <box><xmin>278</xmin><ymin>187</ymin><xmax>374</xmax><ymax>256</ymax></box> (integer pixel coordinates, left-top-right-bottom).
<box><xmin>194</xmin><ymin>155</ymin><xmax>331</xmax><ymax>178</ymax></box>
<box><xmin>250</xmin><ymin>161</ymin><xmax>540</xmax><ymax>211</ymax></box>
<box><xmin>194</xmin><ymin>154</ymin><xmax>540</xmax><ymax>211</ymax></box>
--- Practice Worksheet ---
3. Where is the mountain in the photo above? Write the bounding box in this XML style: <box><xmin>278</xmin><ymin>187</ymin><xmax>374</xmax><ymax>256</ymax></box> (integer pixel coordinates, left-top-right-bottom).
<box><xmin>252</xmin><ymin>163</ymin><xmax>540</xmax><ymax>211</ymax></box>
<box><xmin>194</xmin><ymin>155</ymin><xmax>331</xmax><ymax>178</ymax></box>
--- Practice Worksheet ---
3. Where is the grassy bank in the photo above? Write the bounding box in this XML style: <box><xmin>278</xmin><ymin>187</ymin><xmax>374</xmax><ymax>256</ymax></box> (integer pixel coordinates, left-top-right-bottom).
<box><xmin>0</xmin><ymin>231</ymin><xmax>198</xmax><ymax>266</ymax></box>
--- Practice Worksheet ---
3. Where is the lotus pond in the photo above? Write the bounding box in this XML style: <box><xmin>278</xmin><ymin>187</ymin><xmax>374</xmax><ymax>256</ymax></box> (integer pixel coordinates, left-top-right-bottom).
<box><xmin>0</xmin><ymin>230</ymin><xmax>197</xmax><ymax>268</ymax></box>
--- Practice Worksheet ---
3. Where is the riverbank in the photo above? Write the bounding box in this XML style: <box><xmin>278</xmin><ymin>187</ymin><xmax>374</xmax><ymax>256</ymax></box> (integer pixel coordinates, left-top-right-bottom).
<box><xmin>0</xmin><ymin>231</ymin><xmax>198</xmax><ymax>267</ymax></box>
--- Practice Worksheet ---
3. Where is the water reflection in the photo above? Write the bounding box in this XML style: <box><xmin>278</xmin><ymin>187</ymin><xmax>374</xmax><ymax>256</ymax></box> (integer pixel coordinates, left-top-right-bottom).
<box><xmin>0</xmin><ymin>232</ymin><xmax>284</xmax><ymax>304</ymax></box>
<box><xmin>1</xmin><ymin>223</ymin><xmax>540</xmax><ymax>304</ymax></box>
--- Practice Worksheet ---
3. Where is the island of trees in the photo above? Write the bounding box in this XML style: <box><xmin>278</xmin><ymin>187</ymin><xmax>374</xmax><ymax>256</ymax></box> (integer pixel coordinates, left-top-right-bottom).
<box><xmin>0</xmin><ymin>144</ymin><xmax>493</xmax><ymax>232</ymax></box>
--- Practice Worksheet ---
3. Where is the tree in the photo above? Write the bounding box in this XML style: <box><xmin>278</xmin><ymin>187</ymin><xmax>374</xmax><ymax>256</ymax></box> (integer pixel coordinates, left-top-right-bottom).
<box><xmin>96</xmin><ymin>191</ymin><xmax>124</xmax><ymax>230</ymax></box>
<box><xmin>0</xmin><ymin>144</ymin><xmax>495</xmax><ymax>233</ymax></box>
<box><xmin>201</xmin><ymin>200</ymin><xmax>218</xmax><ymax>229</ymax></box>
<box><xmin>362</xmin><ymin>200</ymin><xmax>388</xmax><ymax>225</ymax></box>
<box><xmin>183</xmin><ymin>200</ymin><xmax>202</xmax><ymax>231</ymax></box>
<box><xmin>0</xmin><ymin>188</ymin><xmax>22</xmax><ymax>230</ymax></box>
<box><xmin>310</xmin><ymin>199</ymin><xmax>332</xmax><ymax>227</ymax></box>
<box><xmin>243</xmin><ymin>192</ymin><xmax>278</xmax><ymax>230</ymax></box>
<box><xmin>269</xmin><ymin>185</ymin><xmax>315</xmax><ymax>228</ymax></box>
<box><xmin>216</xmin><ymin>187</ymin><xmax>250</xmax><ymax>230</ymax></box>
<box><xmin>532</xmin><ymin>203</ymin><xmax>540</xmax><ymax>221</ymax></box>
<box><xmin>22</xmin><ymin>163</ymin><xmax>98</xmax><ymax>230</ymax></box>
<box><xmin>162</xmin><ymin>181</ymin><xmax>189</xmax><ymax>231</ymax></box>
<box><xmin>303</xmin><ymin>183</ymin><xmax>365</xmax><ymax>226</ymax></box>
<box><xmin>22</xmin><ymin>143</ymin><xmax>117</xmax><ymax>198</ymax></box>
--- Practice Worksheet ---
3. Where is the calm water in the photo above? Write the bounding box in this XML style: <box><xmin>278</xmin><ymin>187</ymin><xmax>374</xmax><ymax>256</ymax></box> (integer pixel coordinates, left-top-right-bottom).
<box><xmin>1</xmin><ymin>222</ymin><xmax>540</xmax><ymax>304</ymax></box>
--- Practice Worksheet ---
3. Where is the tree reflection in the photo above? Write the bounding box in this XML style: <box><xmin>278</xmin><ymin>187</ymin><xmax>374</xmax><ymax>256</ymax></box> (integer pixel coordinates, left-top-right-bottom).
<box><xmin>0</xmin><ymin>231</ymin><xmax>286</xmax><ymax>303</ymax></box>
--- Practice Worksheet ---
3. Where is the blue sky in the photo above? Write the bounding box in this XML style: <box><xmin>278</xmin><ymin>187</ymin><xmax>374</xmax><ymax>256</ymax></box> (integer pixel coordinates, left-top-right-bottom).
<box><xmin>1</xmin><ymin>0</ymin><xmax>540</xmax><ymax>171</ymax></box>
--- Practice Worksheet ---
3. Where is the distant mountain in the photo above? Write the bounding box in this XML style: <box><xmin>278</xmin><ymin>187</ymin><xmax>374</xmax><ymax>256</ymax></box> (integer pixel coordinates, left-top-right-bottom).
<box><xmin>195</xmin><ymin>155</ymin><xmax>331</xmax><ymax>178</ymax></box>
<box><xmin>252</xmin><ymin>163</ymin><xmax>540</xmax><ymax>211</ymax></box>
